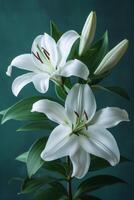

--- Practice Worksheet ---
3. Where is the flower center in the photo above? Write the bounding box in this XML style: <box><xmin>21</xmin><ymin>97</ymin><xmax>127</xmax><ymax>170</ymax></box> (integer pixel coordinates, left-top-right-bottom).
<box><xmin>72</xmin><ymin>110</ymin><xmax>89</xmax><ymax>136</ymax></box>
<box><xmin>32</xmin><ymin>45</ymin><xmax>55</xmax><ymax>74</ymax></box>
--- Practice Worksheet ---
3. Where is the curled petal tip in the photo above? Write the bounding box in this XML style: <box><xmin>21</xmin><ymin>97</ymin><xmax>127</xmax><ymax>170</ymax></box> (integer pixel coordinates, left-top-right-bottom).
<box><xmin>6</xmin><ymin>65</ymin><xmax>12</xmax><ymax>76</ymax></box>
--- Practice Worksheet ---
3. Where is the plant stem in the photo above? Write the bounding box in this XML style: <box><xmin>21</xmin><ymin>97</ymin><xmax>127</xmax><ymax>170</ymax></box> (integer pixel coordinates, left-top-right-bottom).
<box><xmin>67</xmin><ymin>156</ymin><xmax>73</xmax><ymax>200</ymax></box>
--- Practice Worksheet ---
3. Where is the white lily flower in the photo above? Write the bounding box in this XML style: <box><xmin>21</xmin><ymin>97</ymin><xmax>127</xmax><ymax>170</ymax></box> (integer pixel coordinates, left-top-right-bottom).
<box><xmin>79</xmin><ymin>11</ymin><xmax>97</xmax><ymax>56</ymax></box>
<box><xmin>32</xmin><ymin>84</ymin><xmax>129</xmax><ymax>179</ymax></box>
<box><xmin>94</xmin><ymin>39</ymin><xmax>129</xmax><ymax>75</ymax></box>
<box><xmin>6</xmin><ymin>31</ymin><xmax>89</xmax><ymax>96</ymax></box>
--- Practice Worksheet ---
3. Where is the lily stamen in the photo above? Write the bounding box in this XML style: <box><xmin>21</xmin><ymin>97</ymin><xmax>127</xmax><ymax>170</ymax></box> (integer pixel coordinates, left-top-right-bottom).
<box><xmin>32</xmin><ymin>51</ymin><xmax>43</xmax><ymax>63</ymax></box>
<box><xmin>84</xmin><ymin>110</ymin><xmax>88</xmax><ymax>120</ymax></box>
<box><xmin>74</xmin><ymin>111</ymin><xmax>79</xmax><ymax>118</ymax></box>
<box><xmin>42</xmin><ymin>47</ymin><xmax>50</xmax><ymax>60</ymax></box>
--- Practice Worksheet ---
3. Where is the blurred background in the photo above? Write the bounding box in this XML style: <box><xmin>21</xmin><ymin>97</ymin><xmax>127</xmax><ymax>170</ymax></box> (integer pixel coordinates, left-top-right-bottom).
<box><xmin>0</xmin><ymin>0</ymin><xmax>133</xmax><ymax>199</ymax></box>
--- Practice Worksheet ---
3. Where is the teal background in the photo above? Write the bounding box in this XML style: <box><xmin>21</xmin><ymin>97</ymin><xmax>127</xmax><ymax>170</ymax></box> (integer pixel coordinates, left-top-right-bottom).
<box><xmin>0</xmin><ymin>0</ymin><xmax>133</xmax><ymax>199</ymax></box>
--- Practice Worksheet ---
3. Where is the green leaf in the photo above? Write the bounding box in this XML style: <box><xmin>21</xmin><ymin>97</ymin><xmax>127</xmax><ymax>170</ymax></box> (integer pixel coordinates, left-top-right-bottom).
<box><xmin>44</xmin><ymin>160</ymin><xmax>67</xmax><ymax>177</ymax></box>
<box><xmin>21</xmin><ymin>176</ymin><xmax>58</xmax><ymax>194</ymax></box>
<box><xmin>1</xmin><ymin>96</ymin><xmax>47</xmax><ymax>124</ymax></box>
<box><xmin>55</xmin><ymin>84</ymin><xmax>67</xmax><ymax>101</ymax></box>
<box><xmin>92</xmin><ymin>85</ymin><xmax>129</xmax><ymax>100</ymax></box>
<box><xmin>27</xmin><ymin>137</ymin><xmax>47</xmax><ymax>178</ymax></box>
<box><xmin>35</xmin><ymin>182</ymin><xmax>67</xmax><ymax>200</ymax></box>
<box><xmin>50</xmin><ymin>21</ymin><xmax>62</xmax><ymax>42</ymax></box>
<box><xmin>16</xmin><ymin>152</ymin><xmax>28</xmax><ymax>163</ymax></box>
<box><xmin>90</xmin><ymin>156</ymin><xmax>130</xmax><ymax>171</ymax></box>
<box><xmin>75</xmin><ymin>175</ymin><xmax>126</xmax><ymax>198</ymax></box>
<box><xmin>80</xmin><ymin>31</ymin><xmax>109</xmax><ymax>74</ymax></box>
<box><xmin>17</xmin><ymin>121</ymin><xmax>55</xmax><ymax>132</ymax></box>
<box><xmin>79</xmin><ymin>195</ymin><xmax>102</xmax><ymax>200</ymax></box>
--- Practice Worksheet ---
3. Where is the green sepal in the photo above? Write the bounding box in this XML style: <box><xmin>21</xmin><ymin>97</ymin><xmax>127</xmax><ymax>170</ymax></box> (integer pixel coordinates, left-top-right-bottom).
<box><xmin>74</xmin><ymin>175</ymin><xmax>126</xmax><ymax>198</ymax></box>
<box><xmin>55</xmin><ymin>84</ymin><xmax>67</xmax><ymax>101</ymax></box>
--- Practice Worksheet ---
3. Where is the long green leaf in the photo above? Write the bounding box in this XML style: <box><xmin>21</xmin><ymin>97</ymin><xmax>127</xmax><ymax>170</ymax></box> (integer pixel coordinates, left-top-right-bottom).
<box><xmin>75</xmin><ymin>175</ymin><xmax>126</xmax><ymax>198</ymax></box>
<box><xmin>90</xmin><ymin>156</ymin><xmax>130</xmax><ymax>171</ymax></box>
<box><xmin>92</xmin><ymin>85</ymin><xmax>129</xmax><ymax>100</ymax></box>
<box><xmin>27</xmin><ymin>137</ymin><xmax>47</xmax><ymax>178</ymax></box>
<box><xmin>34</xmin><ymin>182</ymin><xmax>67</xmax><ymax>200</ymax></box>
<box><xmin>1</xmin><ymin>96</ymin><xmax>46</xmax><ymax>124</ymax></box>
<box><xmin>17</xmin><ymin>121</ymin><xmax>55</xmax><ymax>132</ymax></box>
<box><xmin>80</xmin><ymin>195</ymin><xmax>102</xmax><ymax>200</ymax></box>
<box><xmin>50</xmin><ymin>21</ymin><xmax>62</xmax><ymax>42</ymax></box>
<box><xmin>21</xmin><ymin>176</ymin><xmax>58</xmax><ymax>194</ymax></box>
<box><xmin>80</xmin><ymin>31</ymin><xmax>109</xmax><ymax>74</ymax></box>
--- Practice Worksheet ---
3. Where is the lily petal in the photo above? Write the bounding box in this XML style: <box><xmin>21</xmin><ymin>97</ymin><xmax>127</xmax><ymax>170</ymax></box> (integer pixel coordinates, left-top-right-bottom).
<box><xmin>12</xmin><ymin>72</ymin><xmax>35</xmax><ymax>96</ymax></box>
<box><xmin>6</xmin><ymin>54</ymin><xmax>37</xmax><ymax>76</ymax></box>
<box><xmin>91</xmin><ymin>107</ymin><xmax>129</xmax><ymax>128</ymax></box>
<box><xmin>57</xmin><ymin>30</ymin><xmax>79</xmax><ymax>66</ymax></box>
<box><xmin>65</xmin><ymin>84</ymin><xmax>96</xmax><ymax>123</ymax></box>
<box><xmin>70</xmin><ymin>147</ymin><xmax>90</xmax><ymax>179</ymax></box>
<box><xmin>59</xmin><ymin>59</ymin><xmax>89</xmax><ymax>80</ymax></box>
<box><xmin>32</xmin><ymin>99</ymin><xmax>69</xmax><ymax>125</ymax></box>
<box><xmin>32</xmin><ymin>73</ymin><xmax>50</xmax><ymax>94</ymax></box>
<box><xmin>41</xmin><ymin>33</ymin><xmax>59</xmax><ymax>67</ymax></box>
<box><xmin>80</xmin><ymin>125</ymin><xmax>120</xmax><ymax>166</ymax></box>
<box><xmin>41</xmin><ymin>125</ymin><xmax>78</xmax><ymax>161</ymax></box>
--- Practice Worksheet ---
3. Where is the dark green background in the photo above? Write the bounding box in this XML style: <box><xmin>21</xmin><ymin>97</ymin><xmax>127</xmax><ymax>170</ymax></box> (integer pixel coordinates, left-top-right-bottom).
<box><xmin>0</xmin><ymin>0</ymin><xmax>133</xmax><ymax>199</ymax></box>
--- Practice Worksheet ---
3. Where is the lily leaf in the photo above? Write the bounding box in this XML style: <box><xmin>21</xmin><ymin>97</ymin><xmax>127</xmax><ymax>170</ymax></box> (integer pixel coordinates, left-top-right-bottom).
<box><xmin>50</xmin><ymin>21</ymin><xmax>62</xmax><ymax>42</ymax></box>
<box><xmin>74</xmin><ymin>175</ymin><xmax>126</xmax><ymax>198</ymax></box>
<box><xmin>17</xmin><ymin>121</ymin><xmax>55</xmax><ymax>132</ymax></box>
<box><xmin>27</xmin><ymin>137</ymin><xmax>47</xmax><ymax>178</ymax></box>
<box><xmin>1</xmin><ymin>96</ymin><xmax>47</xmax><ymax>124</ymax></box>
<box><xmin>92</xmin><ymin>85</ymin><xmax>129</xmax><ymax>100</ymax></box>
<box><xmin>90</xmin><ymin>156</ymin><xmax>130</xmax><ymax>171</ymax></box>
<box><xmin>79</xmin><ymin>195</ymin><xmax>102</xmax><ymax>200</ymax></box>
<box><xmin>16</xmin><ymin>152</ymin><xmax>29</xmax><ymax>163</ymax></box>
<box><xmin>34</xmin><ymin>182</ymin><xmax>67</xmax><ymax>200</ymax></box>
<box><xmin>80</xmin><ymin>31</ymin><xmax>109</xmax><ymax>74</ymax></box>
<box><xmin>21</xmin><ymin>176</ymin><xmax>58</xmax><ymax>194</ymax></box>
<box><xmin>55</xmin><ymin>84</ymin><xmax>67</xmax><ymax>101</ymax></box>
<box><xmin>44</xmin><ymin>160</ymin><xmax>67</xmax><ymax>177</ymax></box>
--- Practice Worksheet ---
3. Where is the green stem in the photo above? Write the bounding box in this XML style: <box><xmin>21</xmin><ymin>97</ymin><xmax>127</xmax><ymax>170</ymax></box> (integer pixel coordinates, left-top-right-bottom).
<box><xmin>67</xmin><ymin>156</ymin><xmax>73</xmax><ymax>200</ymax></box>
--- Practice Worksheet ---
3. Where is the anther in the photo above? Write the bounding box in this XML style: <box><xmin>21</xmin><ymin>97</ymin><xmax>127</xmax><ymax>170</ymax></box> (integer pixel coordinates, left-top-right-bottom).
<box><xmin>32</xmin><ymin>51</ymin><xmax>43</xmax><ymax>63</ymax></box>
<box><xmin>84</xmin><ymin>110</ymin><xmax>88</xmax><ymax>120</ymax></box>
<box><xmin>74</xmin><ymin>111</ymin><xmax>79</xmax><ymax>118</ymax></box>
<box><xmin>42</xmin><ymin>47</ymin><xmax>50</xmax><ymax>60</ymax></box>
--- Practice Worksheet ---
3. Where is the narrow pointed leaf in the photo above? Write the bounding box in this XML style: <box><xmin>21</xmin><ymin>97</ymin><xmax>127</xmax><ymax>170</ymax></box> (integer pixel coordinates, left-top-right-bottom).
<box><xmin>80</xmin><ymin>31</ymin><xmax>109</xmax><ymax>74</ymax></box>
<box><xmin>27</xmin><ymin>137</ymin><xmax>47</xmax><ymax>178</ymax></box>
<box><xmin>55</xmin><ymin>84</ymin><xmax>67</xmax><ymax>101</ymax></box>
<box><xmin>90</xmin><ymin>156</ymin><xmax>130</xmax><ymax>171</ymax></box>
<box><xmin>34</xmin><ymin>182</ymin><xmax>67</xmax><ymax>200</ymax></box>
<box><xmin>92</xmin><ymin>85</ymin><xmax>129</xmax><ymax>100</ymax></box>
<box><xmin>1</xmin><ymin>96</ymin><xmax>58</xmax><ymax>124</ymax></box>
<box><xmin>50</xmin><ymin>21</ymin><xmax>62</xmax><ymax>42</ymax></box>
<box><xmin>16</xmin><ymin>152</ymin><xmax>28</xmax><ymax>163</ymax></box>
<box><xmin>21</xmin><ymin>176</ymin><xmax>58</xmax><ymax>194</ymax></box>
<box><xmin>17</xmin><ymin>121</ymin><xmax>55</xmax><ymax>132</ymax></box>
<box><xmin>80</xmin><ymin>195</ymin><xmax>102</xmax><ymax>200</ymax></box>
<box><xmin>75</xmin><ymin>175</ymin><xmax>126</xmax><ymax>198</ymax></box>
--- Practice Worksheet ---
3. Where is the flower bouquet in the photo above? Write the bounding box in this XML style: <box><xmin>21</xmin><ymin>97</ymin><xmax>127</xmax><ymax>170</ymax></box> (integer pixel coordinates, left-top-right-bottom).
<box><xmin>1</xmin><ymin>11</ymin><xmax>130</xmax><ymax>200</ymax></box>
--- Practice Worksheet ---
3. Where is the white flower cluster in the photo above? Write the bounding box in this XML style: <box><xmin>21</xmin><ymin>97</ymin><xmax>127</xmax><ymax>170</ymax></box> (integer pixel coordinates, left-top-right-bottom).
<box><xmin>6</xmin><ymin>11</ymin><xmax>129</xmax><ymax>179</ymax></box>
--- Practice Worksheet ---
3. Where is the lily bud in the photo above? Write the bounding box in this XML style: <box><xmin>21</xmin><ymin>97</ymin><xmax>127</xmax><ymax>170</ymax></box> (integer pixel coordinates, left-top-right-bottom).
<box><xmin>79</xmin><ymin>11</ymin><xmax>97</xmax><ymax>56</ymax></box>
<box><xmin>94</xmin><ymin>39</ymin><xmax>129</xmax><ymax>75</ymax></box>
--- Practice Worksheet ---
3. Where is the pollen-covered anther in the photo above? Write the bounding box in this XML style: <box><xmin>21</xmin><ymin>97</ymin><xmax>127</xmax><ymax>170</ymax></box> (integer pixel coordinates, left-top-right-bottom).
<box><xmin>42</xmin><ymin>47</ymin><xmax>50</xmax><ymax>60</ymax></box>
<box><xmin>32</xmin><ymin>51</ymin><xmax>43</xmax><ymax>63</ymax></box>
<box><xmin>74</xmin><ymin>111</ymin><xmax>79</xmax><ymax>118</ymax></box>
<box><xmin>84</xmin><ymin>110</ymin><xmax>88</xmax><ymax>120</ymax></box>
